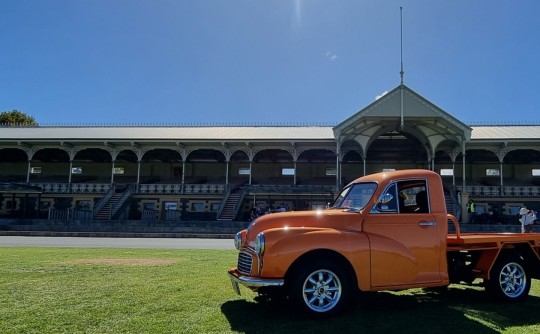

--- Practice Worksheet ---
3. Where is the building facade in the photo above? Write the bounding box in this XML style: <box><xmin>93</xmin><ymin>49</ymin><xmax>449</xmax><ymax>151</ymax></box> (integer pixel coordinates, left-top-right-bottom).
<box><xmin>1</xmin><ymin>85</ymin><xmax>539</xmax><ymax>223</ymax></box>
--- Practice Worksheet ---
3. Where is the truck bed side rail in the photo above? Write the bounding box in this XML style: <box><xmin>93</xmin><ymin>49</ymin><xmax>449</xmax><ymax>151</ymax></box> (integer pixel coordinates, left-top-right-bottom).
<box><xmin>447</xmin><ymin>214</ymin><xmax>461</xmax><ymax>240</ymax></box>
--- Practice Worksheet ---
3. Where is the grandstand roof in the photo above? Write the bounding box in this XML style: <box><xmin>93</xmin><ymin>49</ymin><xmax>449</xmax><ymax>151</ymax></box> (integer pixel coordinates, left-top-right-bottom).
<box><xmin>1</xmin><ymin>125</ymin><xmax>540</xmax><ymax>143</ymax></box>
<box><xmin>0</xmin><ymin>126</ymin><xmax>335</xmax><ymax>142</ymax></box>
<box><xmin>470</xmin><ymin>126</ymin><xmax>540</xmax><ymax>140</ymax></box>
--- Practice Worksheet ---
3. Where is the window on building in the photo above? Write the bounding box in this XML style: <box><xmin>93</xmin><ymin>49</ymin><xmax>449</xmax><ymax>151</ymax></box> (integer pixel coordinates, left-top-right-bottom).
<box><xmin>113</xmin><ymin>167</ymin><xmax>125</xmax><ymax>174</ymax></box>
<box><xmin>164</xmin><ymin>202</ymin><xmax>177</xmax><ymax>211</ymax></box>
<box><xmin>143</xmin><ymin>202</ymin><xmax>155</xmax><ymax>210</ymax></box>
<box><xmin>486</xmin><ymin>169</ymin><xmax>500</xmax><ymax>176</ymax></box>
<box><xmin>71</xmin><ymin>167</ymin><xmax>83</xmax><ymax>174</ymax></box>
<box><xmin>30</xmin><ymin>167</ymin><xmax>42</xmax><ymax>174</ymax></box>
<box><xmin>282</xmin><ymin>168</ymin><xmax>295</xmax><ymax>176</ymax></box>
<box><xmin>532</xmin><ymin>169</ymin><xmax>540</xmax><ymax>176</ymax></box>
<box><xmin>325</xmin><ymin>168</ymin><xmax>337</xmax><ymax>176</ymax></box>
<box><xmin>238</xmin><ymin>167</ymin><xmax>250</xmax><ymax>175</ymax></box>
<box><xmin>440</xmin><ymin>169</ymin><xmax>454</xmax><ymax>176</ymax></box>
<box><xmin>191</xmin><ymin>203</ymin><xmax>205</xmax><ymax>212</ymax></box>
<box><xmin>507</xmin><ymin>205</ymin><xmax>523</xmax><ymax>215</ymax></box>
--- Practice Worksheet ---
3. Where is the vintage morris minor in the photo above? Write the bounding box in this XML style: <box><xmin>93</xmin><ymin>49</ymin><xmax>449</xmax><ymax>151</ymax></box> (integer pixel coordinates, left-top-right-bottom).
<box><xmin>228</xmin><ymin>169</ymin><xmax>540</xmax><ymax>316</ymax></box>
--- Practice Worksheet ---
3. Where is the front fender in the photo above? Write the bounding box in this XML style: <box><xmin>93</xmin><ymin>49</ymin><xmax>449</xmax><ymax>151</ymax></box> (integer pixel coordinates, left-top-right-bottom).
<box><xmin>259</xmin><ymin>227</ymin><xmax>371</xmax><ymax>291</ymax></box>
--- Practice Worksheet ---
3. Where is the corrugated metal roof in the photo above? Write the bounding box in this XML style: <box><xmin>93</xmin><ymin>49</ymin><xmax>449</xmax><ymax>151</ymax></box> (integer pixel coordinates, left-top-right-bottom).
<box><xmin>470</xmin><ymin>126</ymin><xmax>540</xmax><ymax>140</ymax></box>
<box><xmin>0</xmin><ymin>126</ymin><xmax>335</xmax><ymax>141</ymax></box>
<box><xmin>1</xmin><ymin>125</ymin><xmax>540</xmax><ymax>142</ymax></box>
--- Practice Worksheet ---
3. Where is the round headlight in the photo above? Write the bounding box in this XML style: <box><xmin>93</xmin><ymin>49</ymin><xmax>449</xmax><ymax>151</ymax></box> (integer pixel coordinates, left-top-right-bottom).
<box><xmin>234</xmin><ymin>231</ymin><xmax>243</xmax><ymax>250</ymax></box>
<box><xmin>254</xmin><ymin>232</ymin><xmax>265</xmax><ymax>256</ymax></box>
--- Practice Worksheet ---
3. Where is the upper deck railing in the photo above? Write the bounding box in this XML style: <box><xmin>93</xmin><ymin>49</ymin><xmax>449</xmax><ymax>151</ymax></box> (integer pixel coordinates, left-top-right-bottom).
<box><xmin>456</xmin><ymin>185</ymin><xmax>540</xmax><ymax>198</ymax></box>
<box><xmin>25</xmin><ymin>182</ymin><xmax>540</xmax><ymax>198</ymax></box>
<box><xmin>30</xmin><ymin>182</ymin><xmax>227</xmax><ymax>195</ymax></box>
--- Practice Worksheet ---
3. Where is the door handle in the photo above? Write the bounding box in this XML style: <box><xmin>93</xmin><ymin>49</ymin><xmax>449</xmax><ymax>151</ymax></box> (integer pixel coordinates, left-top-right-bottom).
<box><xmin>418</xmin><ymin>221</ymin><xmax>436</xmax><ymax>227</ymax></box>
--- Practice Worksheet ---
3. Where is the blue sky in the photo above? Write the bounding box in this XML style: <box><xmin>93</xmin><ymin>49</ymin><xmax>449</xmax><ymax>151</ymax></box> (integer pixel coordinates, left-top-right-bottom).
<box><xmin>1</xmin><ymin>0</ymin><xmax>539</xmax><ymax>126</ymax></box>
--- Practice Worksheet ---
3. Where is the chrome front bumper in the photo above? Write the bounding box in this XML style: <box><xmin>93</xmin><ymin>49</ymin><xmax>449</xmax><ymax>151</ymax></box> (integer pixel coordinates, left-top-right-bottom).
<box><xmin>228</xmin><ymin>268</ymin><xmax>285</xmax><ymax>295</ymax></box>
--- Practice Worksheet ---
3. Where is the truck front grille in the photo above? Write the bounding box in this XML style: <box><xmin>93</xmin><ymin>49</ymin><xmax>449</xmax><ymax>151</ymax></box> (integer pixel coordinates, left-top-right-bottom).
<box><xmin>237</xmin><ymin>251</ymin><xmax>253</xmax><ymax>274</ymax></box>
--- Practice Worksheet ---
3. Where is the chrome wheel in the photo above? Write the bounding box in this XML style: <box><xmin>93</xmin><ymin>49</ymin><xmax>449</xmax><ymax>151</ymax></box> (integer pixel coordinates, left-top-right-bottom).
<box><xmin>497</xmin><ymin>262</ymin><xmax>527</xmax><ymax>298</ymax></box>
<box><xmin>302</xmin><ymin>269</ymin><xmax>342</xmax><ymax>313</ymax></box>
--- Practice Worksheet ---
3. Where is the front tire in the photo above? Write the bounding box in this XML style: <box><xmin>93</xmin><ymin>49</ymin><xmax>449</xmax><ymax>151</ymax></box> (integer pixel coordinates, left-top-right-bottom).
<box><xmin>486</xmin><ymin>256</ymin><xmax>531</xmax><ymax>301</ymax></box>
<box><xmin>289</xmin><ymin>260</ymin><xmax>351</xmax><ymax>317</ymax></box>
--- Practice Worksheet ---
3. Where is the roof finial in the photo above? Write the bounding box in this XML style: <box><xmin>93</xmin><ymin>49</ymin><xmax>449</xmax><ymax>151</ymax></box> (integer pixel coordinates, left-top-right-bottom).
<box><xmin>400</xmin><ymin>6</ymin><xmax>404</xmax><ymax>85</ymax></box>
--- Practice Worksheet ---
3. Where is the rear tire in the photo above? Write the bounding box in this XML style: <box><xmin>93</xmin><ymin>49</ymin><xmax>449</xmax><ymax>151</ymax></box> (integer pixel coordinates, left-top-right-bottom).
<box><xmin>289</xmin><ymin>260</ymin><xmax>351</xmax><ymax>317</ymax></box>
<box><xmin>486</xmin><ymin>256</ymin><xmax>531</xmax><ymax>301</ymax></box>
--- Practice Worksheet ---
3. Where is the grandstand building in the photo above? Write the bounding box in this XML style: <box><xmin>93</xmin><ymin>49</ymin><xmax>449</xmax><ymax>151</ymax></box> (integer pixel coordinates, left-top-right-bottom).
<box><xmin>1</xmin><ymin>84</ymin><xmax>540</xmax><ymax>223</ymax></box>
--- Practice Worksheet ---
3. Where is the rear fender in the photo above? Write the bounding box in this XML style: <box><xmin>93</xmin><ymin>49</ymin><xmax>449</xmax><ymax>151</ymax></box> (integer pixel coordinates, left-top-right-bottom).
<box><xmin>475</xmin><ymin>242</ymin><xmax>540</xmax><ymax>280</ymax></box>
<box><xmin>515</xmin><ymin>242</ymin><xmax>540</xmax><ymax>279</ymax></box>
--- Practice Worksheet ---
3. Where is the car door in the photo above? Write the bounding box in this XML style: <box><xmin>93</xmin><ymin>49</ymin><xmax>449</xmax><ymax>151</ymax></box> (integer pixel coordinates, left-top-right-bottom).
<box><xmin>363</xmin><ymin>180</ymin><xmax>446</xmax><ymax>288</ymax></box>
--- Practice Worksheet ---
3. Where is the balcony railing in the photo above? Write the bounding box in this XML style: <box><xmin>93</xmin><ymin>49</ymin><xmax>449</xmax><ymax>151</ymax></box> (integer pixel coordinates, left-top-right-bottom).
<box><xmin>30</xmin><ymin>183</ymin><xmax>112</xmax><ymax>194</ymax></box>
<box><xmin>457</xmin><ymin>185</ymin><xmax>540</xmax><ymax>198</ymax></box>
<box><xmin>30</xmin><ymin>182</ymin><xmax>227</xmax><ymax>195</ymax></box>
<box><xmin>138</xmin><ymin>183</ymin><xmax>226</xmax><ymax>195</ymax></box>
<box><xmin>26</xmin><ymin>182</ymin><xmax>540</xmax><ymax>198</ymax></box>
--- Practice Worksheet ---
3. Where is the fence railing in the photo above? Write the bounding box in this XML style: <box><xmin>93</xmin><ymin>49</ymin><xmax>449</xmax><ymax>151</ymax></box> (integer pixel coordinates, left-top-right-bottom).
<box><xmin>164</xmin><ymin>210</ymin><xmax>181</xmax><ymax>221</ymax></box>
<box><xmin>142</xmin><ymin>209</ymin><xmax>158</xmax><ymax>220</ymax></box>
<box><xmin>48</xmin><ymin>208</ymin><xmax>70</xmax><ymax>220</ymax></box>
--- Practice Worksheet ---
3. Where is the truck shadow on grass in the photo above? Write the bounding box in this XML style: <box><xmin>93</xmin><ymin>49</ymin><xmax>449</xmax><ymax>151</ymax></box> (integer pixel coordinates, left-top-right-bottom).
<box><xmin>221</xmin><ymin>286</ymin><xmax>540</xmax><ymax>334</ymax></box>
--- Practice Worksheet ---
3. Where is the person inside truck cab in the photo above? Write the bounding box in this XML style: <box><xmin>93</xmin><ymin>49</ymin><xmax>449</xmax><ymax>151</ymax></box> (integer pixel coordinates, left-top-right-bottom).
<box><xmin>398</xmin><ymin>191</ymin><xmax>408</xmax><ymax>210</ymax></box>
<box><xmin>376</xmin><ymin>181</ymin><xmax>430</xmax><ymax>214</ymax></box>
<box><xmin>394</xmin><ymin>180</ymin><xmax>429</xmax><ymax>214</ymax></box>
<box><xmin>415</xmin><ymin>191</ymin><xmax>429</xmax><ymax>213</ymax></box>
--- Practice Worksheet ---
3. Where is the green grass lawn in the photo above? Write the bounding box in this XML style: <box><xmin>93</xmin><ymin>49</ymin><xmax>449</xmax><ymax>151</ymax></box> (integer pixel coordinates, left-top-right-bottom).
<box><xmin>0</xmin><ymin>247</ymin><xmax>539</xmax><ymax>334</ymax></box>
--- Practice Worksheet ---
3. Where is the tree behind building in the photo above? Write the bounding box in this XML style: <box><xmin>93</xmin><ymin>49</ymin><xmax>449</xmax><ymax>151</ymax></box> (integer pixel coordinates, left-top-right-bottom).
<box><xmin>0</xmin><ymin>110</ymin><xmax>38</xmax><ymax>126</ymax></box>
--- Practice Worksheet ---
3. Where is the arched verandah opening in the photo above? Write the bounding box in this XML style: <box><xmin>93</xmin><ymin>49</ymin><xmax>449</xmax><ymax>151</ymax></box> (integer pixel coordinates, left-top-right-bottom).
<box><xmin>140</xmin><ymin>149</ymin><xmax>183</xmax><ymax>184</ymax></box>
<box><xmin>340</xmin><ymin>140</ymin><xmax>363</xmax><ymax>185</ymax></box>
<box><xmin>229</xmin><ymin>150</ymin><xmax>250</xmax><ymax>186</ymax></box>
<box><xmin>296</xmin><ymin>149</ymin><xmax>336</xmax><ymax>185</ymax></box>
<box><xmin>251</xmin><ymin>149</ymin><xmax>294</xmax><ymax>185</ymax></box>
<box><xmin>0</xmin><ymin>148</ymin><xmax>28</xmax><ymax>182</ymax></box>
<box><xmin>72</xmin><ymin>148</ymin><xmax>112</xmax><ymax>183</ymax></box>
<box><xmin>462</xmin><ymin>149</ymin><xmax>500</xmax><ymax>187</ymax></box>
<box><xmin>435</xmin><ymin>149</ymin><xmax>455</xmax><ymax>187</ymax></box>
<box><xmin>112</xmin><ymin>150</ymin><xmax>138</xmax><ymax>184</ymax></box>
<box><xmin>30</xmin><ymin>148</ymin><xmax>70</xmax><ymax>183</ymax></box>
<box><xmin>185</xmin><ymin>149</ymin><xmax>226</xmax><ymax>184</ymax></box>
<box><xmin>503</xmin><ymin>149</ymin><xmax>540</xmax><ymax>186</ymax></box>
<box><xmin>365</xmin><ymin>131</ymin><xmax>429</xmax><ymax>174</ymax></box>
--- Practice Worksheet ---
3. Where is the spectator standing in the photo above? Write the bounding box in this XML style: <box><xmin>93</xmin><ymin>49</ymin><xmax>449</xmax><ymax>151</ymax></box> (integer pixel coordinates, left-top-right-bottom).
<box><xmin>467</xmin><ymin>199</ymin><xmax>476</xmax><ymax>224</ymax></box>
<box><xmin>519</xmin><ymin>207</ymin><xmax>536</xmax><ymax>233</ymax></box>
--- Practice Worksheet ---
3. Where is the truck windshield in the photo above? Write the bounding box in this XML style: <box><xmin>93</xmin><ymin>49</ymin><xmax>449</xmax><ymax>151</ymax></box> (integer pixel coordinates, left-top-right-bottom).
<box><xmin>332</xmin><ymin>182</ymin><xmax>377</xmax><ymax>210</ymax></box>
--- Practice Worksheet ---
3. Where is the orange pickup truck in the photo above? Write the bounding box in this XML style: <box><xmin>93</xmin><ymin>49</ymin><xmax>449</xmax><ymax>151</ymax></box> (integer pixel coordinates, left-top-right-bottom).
<box><xmin>228</xmin><ymin>169</ymin><xmax>540</xmax><ymax>316</ymax></box>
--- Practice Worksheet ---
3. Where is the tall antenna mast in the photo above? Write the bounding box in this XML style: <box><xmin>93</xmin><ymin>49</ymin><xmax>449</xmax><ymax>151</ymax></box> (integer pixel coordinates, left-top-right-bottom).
<box><xmin>399</xmin><ymin>6</ymin><xmax>405</xmax><ymax>130</ymax></box>
<box><xmin>400</xmin><ymin>6</ymin><xmax>404</xmax><ymax>84</ymax></box>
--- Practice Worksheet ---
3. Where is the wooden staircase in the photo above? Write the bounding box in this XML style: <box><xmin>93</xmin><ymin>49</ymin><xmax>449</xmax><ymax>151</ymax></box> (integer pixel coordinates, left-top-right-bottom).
<box><xmin>218</xmin><ymin>191</ymin><xmax>242</xmax><ymax>221</ymax></box>
<box><xmin>94</xmin><ymin>193</ymin><xmax>123</xmax><ymax>220</ymax></box>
